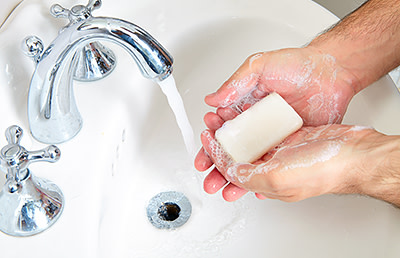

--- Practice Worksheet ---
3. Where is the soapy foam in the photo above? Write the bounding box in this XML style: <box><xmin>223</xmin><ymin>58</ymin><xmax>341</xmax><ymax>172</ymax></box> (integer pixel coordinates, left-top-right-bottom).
<box><xmin>221</xmin><ymin>125</ymin><xmax>369</xmax><ymax>185</ymax></box>
<box><xmin>329</xmin><ymin>92</ymin><xmax>341</xmax><ymax>123</ymax></box>
<box><xmin>226</xmin><ymin>162</ymin><xmax>279</xmax><ymax>185</ymax></box>
<box><xmin>306</xmin><ymin>92</ymin><xmax>341</xmax><ymax>124</ymax></box>
<box><xmin>303</xmin><ymin>55</ymin><xmax>341</xmax><ymax>124</ymax></box>
<box><xmin>201</xmin><ymin>130</ymin><xmax>232</xmax><ymax>170</ymax></box>
<box><xmin>348</xmin><ymin>125</ymin><xmax>374</xmax><ymax>131</ymax></box>
<box><xmin>220</xmin><ymin>53</ymin><xmax>342</xmax><ymax>127</ymax></box>
<box><xmin>221</xmin><ymin>73</ymin><xmax>259</xmax><ymax>108</ymax></box>
<box><xmin>263</xmin><ymin>55</ymin><xmax>320</xmax><ymax>89</ymax></box>
<box><xmin>207</xmin><ymin>52</ymin><xmax>361</xmax><ymax>188</ymax></box>
<box><xmin>225</xmin><ymin>163</ymin><xmax>241</xmax><ymax>183</ymax></box>
<box><xmin>294</xmin><ymin>59</ymin><xmax>316</xmax><ymax>88</ymax></box>
<box><xmin>282</xmin><ymin>141</ymin><xmax>341</xmax><ymax>170</ymax></box>
<box><xmin>221</xmin><ymin>54</ymin><xmax>342</xmax><ymax>125</ymax></box>
<box><xmin>229</xmin><ymin>88</ymin><xmax>260</xmax><ymax>114</ymax></box>
<box><xmin>261</xmin><ymin>53</ymin><xmax>343</xmax><ymax>125</ymax></box>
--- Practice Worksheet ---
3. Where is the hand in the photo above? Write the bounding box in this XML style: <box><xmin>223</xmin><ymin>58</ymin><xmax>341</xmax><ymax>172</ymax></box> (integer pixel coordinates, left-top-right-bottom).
<box><xmin>195</xmin><ymin>0</ymin><xmax>400</xmax><ymax>205</ymax></box>
<box><xmin>195</xmin><ymin>47</ymin><xmax>362</xmax><ymax>201</ymax></box>
<box><xmin>204</xmin><ymin>47</ymin><xmax>358</xmax><ymax>127</ymax></box>
<box><xmin>196</xmin><ymin>124</ymin><xmax>385</xmax><ymax>202</ymax></box>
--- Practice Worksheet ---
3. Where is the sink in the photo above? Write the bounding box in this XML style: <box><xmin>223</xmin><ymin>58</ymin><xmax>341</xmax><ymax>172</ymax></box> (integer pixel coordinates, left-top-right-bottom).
<box><xmin>0</xmin><ymin>0</ymin><xmax>400</xmax><ymax>257</ymax></box>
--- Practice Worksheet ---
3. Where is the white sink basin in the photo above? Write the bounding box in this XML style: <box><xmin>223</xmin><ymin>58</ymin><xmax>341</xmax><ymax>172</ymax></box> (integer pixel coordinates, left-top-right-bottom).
<box><xmin>1</xmin><ymin>0</ymin><xmax>400</xmax><ymax>257</ymax></box>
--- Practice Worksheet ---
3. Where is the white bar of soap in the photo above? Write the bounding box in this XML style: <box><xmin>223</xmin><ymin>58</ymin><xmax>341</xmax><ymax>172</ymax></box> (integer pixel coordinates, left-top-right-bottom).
<box><xmin>215</xmin><ymin>92</ymin><xmax>303</xmax><ymax>163</ymax></box>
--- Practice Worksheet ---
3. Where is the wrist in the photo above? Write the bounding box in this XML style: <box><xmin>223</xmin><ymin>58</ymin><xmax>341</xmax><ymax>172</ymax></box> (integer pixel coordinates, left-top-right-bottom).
<box><xmin>304</xmin><ymin>44</ymin><xmax>362</xmax><ymax>96</ymax></box>
<box><xmin>308</xmin><ymin>0</ymin><xmax>400</xmax><ymax>93</ymax></box>
<box><xmin>308</xmin><ymin>34</ymin><xmax>400</xmax><ymax>94</ymax></box>
<box><xmin>353</xmin><ymin>134</ymin><xmax>400</xmax><ymax>207</ymax></box>
<box><xmin>305</xmin><ymin>43</ymin><xmax>364</xmax><ymax>94</ymax></box>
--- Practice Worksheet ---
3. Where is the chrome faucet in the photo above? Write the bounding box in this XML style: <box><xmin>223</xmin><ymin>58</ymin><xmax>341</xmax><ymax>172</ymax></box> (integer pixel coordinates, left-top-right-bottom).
<box><xmin>0</xmin><ymin>125</ymin><xmax>63</xmax><ymax>237</ymax></box>
<box><xmin>23</xmin><ymin>0</ymin><xmax>173</xmax><ymax>144</ymax></box>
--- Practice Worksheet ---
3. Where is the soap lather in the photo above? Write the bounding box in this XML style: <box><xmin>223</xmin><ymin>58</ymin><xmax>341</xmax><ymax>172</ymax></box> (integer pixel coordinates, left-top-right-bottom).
<box><xmin>215</xmin><ymin>92</ymin><xmax>303</xmax><ymax>163</ymax></box>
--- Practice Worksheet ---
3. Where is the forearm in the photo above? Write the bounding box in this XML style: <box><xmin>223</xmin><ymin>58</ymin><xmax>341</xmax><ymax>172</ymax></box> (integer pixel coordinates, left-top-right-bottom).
<box><xmin>308</xmin><ymin>0</ymin><xmax>400</xmax><ymax>93</ymax></box>
<box><xmin>353</xmin><ymin>135</ymin><xmax>400</xmax><ymax>207</ymax></box>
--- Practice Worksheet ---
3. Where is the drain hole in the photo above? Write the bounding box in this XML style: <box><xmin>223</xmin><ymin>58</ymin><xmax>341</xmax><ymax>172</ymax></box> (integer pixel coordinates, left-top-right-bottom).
<box><xmin>158</xmin><ymin>202</ymin><xmax>181</xmax><ymax>221</ymax></box>
<box><xmin>147</xmin><ymin>191</ymin><xmax>191</xmax><ymax>229</ymax></box>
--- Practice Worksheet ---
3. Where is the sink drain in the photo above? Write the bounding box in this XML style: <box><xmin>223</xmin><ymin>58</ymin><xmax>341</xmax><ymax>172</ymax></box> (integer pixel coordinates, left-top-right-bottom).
<box><xmin>147</xmin><ymin>191</ymin><xmax>191</xmax><ymax>229</ymax></box>
<box><xmin>158</xmin><ymin>202</ymin><xmax>181</xmax><ymax>221</ymax></box>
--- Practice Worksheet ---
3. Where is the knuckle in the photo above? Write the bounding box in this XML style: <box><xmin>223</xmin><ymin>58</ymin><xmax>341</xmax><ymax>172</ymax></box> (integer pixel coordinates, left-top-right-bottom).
<box><xmin>265</xmin><ymin>173</ymin><xmax>284</xmax><ymax>192</ymax></box>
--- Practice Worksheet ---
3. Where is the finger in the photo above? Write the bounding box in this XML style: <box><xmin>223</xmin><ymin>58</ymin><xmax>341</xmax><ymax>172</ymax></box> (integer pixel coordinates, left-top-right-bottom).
<box><xmin>223</xmin><ymin>160</ymin><xmax>280</xmax><ymax>192</ymax></box>
<box><xmin>255</xmin><ymin>193</ymin><xmax>268</xmax><ymax>200</ymax></box>
<box><xmin>255</xmin><ymin>193</ymin><xmax>279</xmax><ymax>199</ymax></box>
<box><xmin>194</xmin><ymin>147</ymin><xmax>213</xmax><ymax>171</ymax></box>
<box><xmin>222</xmin><ymin>183</ymin><xmax>248</xmax><ymax>202</ymax></box>
<box><xmin>205</xmin><ymin>53</ymin><xmax>264</xmax><ymax>108</ymax></box>
<box><xmin>203</xmin><ymin>168</ymin><xmax>228</xmax><ymax>194</ymax></box>
<box><xmin>204</xmin><ymin>112</ymin><xmax>225</xmax><ymax>130</ymax></box>
<box><xmin>200</xmin><ymin>129</ymin><xmax>232</xmax><ymax>171</ymax></box>
<box><xmin>252</xmin><ymin>87</ymin><xmax>268</xmax><ymax>99</ymax></box>
<box><xmin>216</xmin><ymin>106</ymin><xmax>240</xmax><ymax>121</ymax></box>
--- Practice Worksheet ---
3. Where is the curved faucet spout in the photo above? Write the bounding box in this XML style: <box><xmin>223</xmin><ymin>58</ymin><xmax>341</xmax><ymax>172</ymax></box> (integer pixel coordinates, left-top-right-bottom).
<box><xmin>27</xmin><ymin>17</ymin><xmax>173</xmax><ymax>144</ymax></box>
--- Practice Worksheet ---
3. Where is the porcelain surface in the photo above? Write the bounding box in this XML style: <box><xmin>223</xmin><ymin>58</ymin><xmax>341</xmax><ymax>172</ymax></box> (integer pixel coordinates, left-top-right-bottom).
<box><xmin>0</xmin><ymin>0</ymin><xmax>400</xmax><ymax>257</ymax></box>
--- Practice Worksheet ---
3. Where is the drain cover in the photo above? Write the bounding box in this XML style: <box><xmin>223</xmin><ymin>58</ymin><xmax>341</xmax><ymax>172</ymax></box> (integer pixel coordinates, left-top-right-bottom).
<box><xmin>147</xmin><ymin>191</ymin><xmax>192</xmax><ymax>229</ymax></box>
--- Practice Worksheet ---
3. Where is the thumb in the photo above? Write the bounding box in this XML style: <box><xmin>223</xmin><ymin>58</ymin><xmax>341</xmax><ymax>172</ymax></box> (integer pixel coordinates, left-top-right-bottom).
<box><xmin>205</xmin><ymin>53</ymin><xmax>265</xmax><ymax>108</ymax></box>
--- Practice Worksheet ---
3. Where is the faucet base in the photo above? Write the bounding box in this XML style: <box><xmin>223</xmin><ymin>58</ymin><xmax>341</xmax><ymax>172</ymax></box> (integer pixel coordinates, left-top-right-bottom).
<box><xmin>74</xmin><ymin>41</ymin><xmax>116</xmax><ymax>81</ymax></box>
<box><xmin>0</xmin><ymin>173</ymin><xmax>64</xmax><ymax>237</ymax></box>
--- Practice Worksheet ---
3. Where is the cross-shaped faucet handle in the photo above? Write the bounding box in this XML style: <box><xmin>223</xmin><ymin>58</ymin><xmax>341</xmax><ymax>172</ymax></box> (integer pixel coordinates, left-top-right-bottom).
<box><xmin>50</xmin><ymin>0</ymin><xmax>102</xmax><ymax>23</ymax></box>
<box><xmin>0</xmin><ymin>125</ymin><xmax>60</xmax><ymax>191</ymax></box>
<box><xmin>0</xmin><ymin>126</ymin><xmax>64</xmax><ymax>236</ymax></box>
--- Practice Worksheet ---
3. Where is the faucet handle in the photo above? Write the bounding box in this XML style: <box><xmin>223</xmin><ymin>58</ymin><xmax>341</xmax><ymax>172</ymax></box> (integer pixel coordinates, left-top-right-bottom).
<box><xmin>50</xmin><ymin>0</ymin><xmax>102</xmax><ymax>23</ymax></box>
<box><xmin>87</xmin><ymin>0</ymin><xmax>102</xmax><ymax>12</ymax></box>
<box><xmin>5</xmin><ymin>125</ymin><xmax>22</xmax><ymax>146</ymax></box>
<box><xmin>0</xmin><ymin>126</ymin><xmax>61</xmax><ymax>185</ymax></box>
<box><xmin>50</xmin><ymin>4</ymin><xmax>70</xmax><ymax>19</ymax></box>
<box><xmin>0</xmin><ymin>126</ymin><xmax>64</xmax><ymax>237</ymax></box>
<box><xmin>22</xmin><ymin>36</ymin><xmax>44</xmax><ymax>63</ymax></box>
<box><xmin>48</xmin><ymin>1</ymin><xmax>115</xmax><ymax>83</ymax></box>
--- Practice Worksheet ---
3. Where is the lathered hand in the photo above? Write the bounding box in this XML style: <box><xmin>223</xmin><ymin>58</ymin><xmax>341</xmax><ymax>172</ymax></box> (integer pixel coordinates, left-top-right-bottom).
<box><xmin>203</xmin><ymin>47</ymin><xmax>357</xmax><ymax>128</ymax></box>
<box><xmin>195</xmin><ymin>46</ymin><xmax>360</xmax><ymax>201</ymax></box>
<box><xmin>195</xmin><ymin>0</ymin><xmax>400</xmax><ymax>207</ymax></box>
<box><xmin>196</xmin><ymin>124</ymin><xmax>400</xmax><ymax>203</ymax></box>
<box><xmin>195</xmin><ymin>47</ymin><xmax>400</xmax><ymax>205</ymax></box>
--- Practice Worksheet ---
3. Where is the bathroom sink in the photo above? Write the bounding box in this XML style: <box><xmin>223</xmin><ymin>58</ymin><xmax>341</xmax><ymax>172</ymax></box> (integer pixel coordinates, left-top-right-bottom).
<box><xmin>1</xmin><ymin>0</ymin><xmax>400</xmax><ymax>257</ymax></box>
